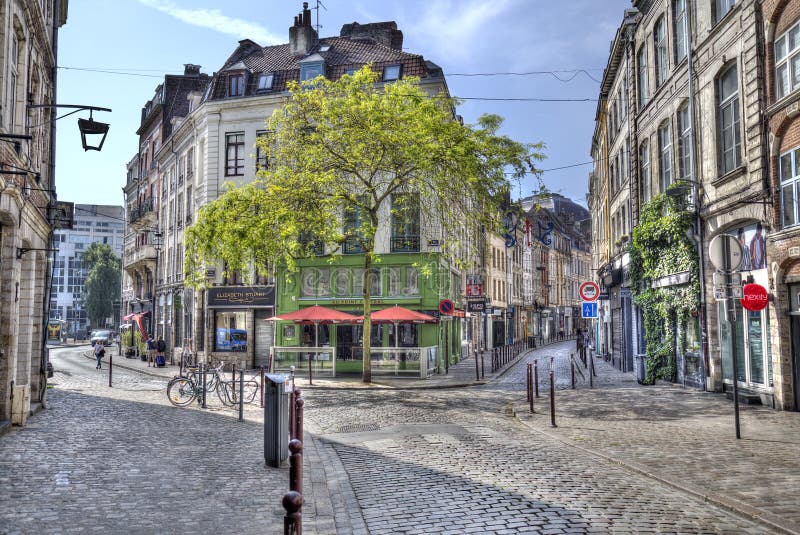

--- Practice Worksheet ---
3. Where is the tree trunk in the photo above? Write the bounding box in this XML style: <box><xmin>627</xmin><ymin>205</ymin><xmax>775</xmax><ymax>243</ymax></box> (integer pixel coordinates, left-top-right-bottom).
<box><xmin>362</xmin><ymin>253</ymin><xmax>372</xmax><ymax>383</ymax></box>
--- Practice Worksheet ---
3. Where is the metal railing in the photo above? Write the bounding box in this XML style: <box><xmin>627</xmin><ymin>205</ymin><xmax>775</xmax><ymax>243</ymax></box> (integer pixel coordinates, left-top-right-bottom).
<box><xmin>270</xmin><ymin>346</ymin><xmax>337</xmax><ymax>379</ymax></box>
<box><xmin>390</xmin><ymin>235</ymin><xmax>420</xmax><ymax>252</ymax></box>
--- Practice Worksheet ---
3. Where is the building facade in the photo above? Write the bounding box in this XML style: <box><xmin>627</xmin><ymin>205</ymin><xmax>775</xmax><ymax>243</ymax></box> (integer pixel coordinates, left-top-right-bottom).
<box><xmin>49</xmin><ymin>204</ymin><xmax>124</xmax><ymax>337</ymax></box>
<box><xmin>593</xmin><ymin>0</ymin><xmax>789</xmax><ymax>406</ymax></box>
<box><xmin>0</xmin><ymin>0</ymin><xmax>66</xmax><ymax>426</ymax></box>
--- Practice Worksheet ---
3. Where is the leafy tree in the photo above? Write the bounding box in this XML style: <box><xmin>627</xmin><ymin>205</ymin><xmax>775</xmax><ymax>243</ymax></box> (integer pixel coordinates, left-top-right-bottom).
<box><xmin>186</xmin><ymin>66</ymin><xmax>544</xmax><ymax>382</ymax></box>
<box><xmin>82</xmin><ymin>242</ymin><xmax>121</xmax><ymax>329</ymax></box>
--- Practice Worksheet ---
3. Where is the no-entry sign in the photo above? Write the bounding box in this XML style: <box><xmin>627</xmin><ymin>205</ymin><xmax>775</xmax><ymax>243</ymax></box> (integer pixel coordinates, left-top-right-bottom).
<box><xmin>740</xmin><ymin>283</ymin><xmax>768</xmax><ymax>312</ymax></box>
<box><xmin>579</xmin><ymin>281</ymin><xmax>600</xmax><ymax>302</ymax></box>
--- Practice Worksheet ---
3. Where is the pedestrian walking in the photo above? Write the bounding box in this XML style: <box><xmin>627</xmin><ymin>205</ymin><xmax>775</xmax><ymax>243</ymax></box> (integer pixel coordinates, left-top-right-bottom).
<box><xmin>156</xmin><ymin>336</ymin><xmax>166</xmax><ymax>367</ymax></box>
<box><xmin>146</xmin><ymin>335</ymin><xmax>156</xmax><ymax>367</ymax></box>
<box><xmin>576</xmin><ymin>328</ymin><xmax>584</xmax><ymax>351</ymax></box>
<box><xmin>94</xmin><ymin>342</ymin><xmax>105</xmax><ymax>369</ymax></box>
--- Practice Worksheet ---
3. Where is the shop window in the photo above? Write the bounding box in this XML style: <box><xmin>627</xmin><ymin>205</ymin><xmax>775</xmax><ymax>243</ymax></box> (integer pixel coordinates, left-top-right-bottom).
<box><xmin>215</xmin><ymin>311</ymin><xmax>247</xmax><ymax>352</ymax></box>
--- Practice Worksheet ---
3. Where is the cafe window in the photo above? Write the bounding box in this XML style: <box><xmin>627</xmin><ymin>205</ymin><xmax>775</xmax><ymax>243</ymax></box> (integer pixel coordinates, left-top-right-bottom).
<box><xmin>215</xmin><ymin>311</ymin><xmax>247</xmax><ymax>352</ymax></box>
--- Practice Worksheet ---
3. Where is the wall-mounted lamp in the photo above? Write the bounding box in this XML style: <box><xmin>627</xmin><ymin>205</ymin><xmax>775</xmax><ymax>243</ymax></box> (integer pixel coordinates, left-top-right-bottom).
<box><xmin>28</xmin><ymin>104</ymin><xmax>111</xmax><ymax>151</ymax></box>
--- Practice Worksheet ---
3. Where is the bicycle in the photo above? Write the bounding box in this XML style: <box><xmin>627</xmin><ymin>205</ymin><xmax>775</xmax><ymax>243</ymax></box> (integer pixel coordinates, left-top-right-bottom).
<box><xmin>166</xmin><ymin>362</ymin><xmax>260</xmax><ymax>407</ymax></box>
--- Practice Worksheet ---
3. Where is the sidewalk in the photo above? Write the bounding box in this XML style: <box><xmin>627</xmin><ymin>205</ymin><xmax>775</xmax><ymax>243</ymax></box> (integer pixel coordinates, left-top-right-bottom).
<box><xmin>72</xmin><ymin>341</ymin><xmax>553</xmax><ymax>389</ymax></box>
<box><xmin>512</xmin><ymin>350</ymin><xmax>800</xmax><ymax>535</ymax></box>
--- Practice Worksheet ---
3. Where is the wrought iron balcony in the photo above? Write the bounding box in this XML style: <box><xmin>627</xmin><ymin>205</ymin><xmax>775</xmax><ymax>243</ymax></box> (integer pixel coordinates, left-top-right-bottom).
<box><xmin>299</xmin><ymin>238</ymin><xmax>324</xmax><ymax>256</ymax></box>
<box><xmin>390</xmin><ymin>235</ymin><xmax>420</xmax><ymax>253</ymax></box>
<box><xmin>343</xmin><ymin>237</ymin><xmax>365</xmax><ymax>254</ymax></box>
<box><xmin>128</xmin><ymin>197</ymin><xmax>155</xmax><ymax>224</ymax></box>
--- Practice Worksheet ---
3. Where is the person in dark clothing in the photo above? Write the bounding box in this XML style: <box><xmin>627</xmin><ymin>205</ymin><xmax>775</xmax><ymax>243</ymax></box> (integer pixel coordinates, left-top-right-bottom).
<box><xmin>94</xmin><ymin>342</ymin><xmax>105</xmax><ymax>369</ymax></box>
<box><xmin>156</xmin><ymin>337</ymin><xmax>166</xmax><ymax>367</ymax></box>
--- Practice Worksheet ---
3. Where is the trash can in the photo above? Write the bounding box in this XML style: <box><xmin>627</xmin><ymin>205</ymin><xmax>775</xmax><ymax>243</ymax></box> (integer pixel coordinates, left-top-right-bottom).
<box><xmin>634</xmin><ymin>353</ymin><xmax>646</xmax><ymax>384</ymax></box>
<box><xmin>264</xmin><ymin>373</ymin><xmax>290</xmax><ymax>467</ymax></box>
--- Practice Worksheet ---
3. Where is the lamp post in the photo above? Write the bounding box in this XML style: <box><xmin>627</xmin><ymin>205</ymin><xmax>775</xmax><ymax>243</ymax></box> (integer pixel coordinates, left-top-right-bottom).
<box><xmin>152</xmin><ymin>229</ymin><xmax>163</xmax><ymax>339</ymax></box>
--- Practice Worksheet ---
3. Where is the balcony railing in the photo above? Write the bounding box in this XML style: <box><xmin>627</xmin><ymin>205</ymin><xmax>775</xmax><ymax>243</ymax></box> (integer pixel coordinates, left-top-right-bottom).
<box><xmin>343</xmin><ymin>237</ymin><xmax>365</xmax><ymax>254</ymax></box>
<box><xmin>122</xmin><ymin>244</ymin><xmax>157</xmax><ymax>268</ymax></box>
<box><xmin>390</xmin><ymin>235</ymin><xmax>420</xmax><ymax>253</ymax></box>
<box><xmin>299</xmin><ymin>238</ymin><xmax>324</xmax><ymax>256</ymax></box>
<box><xmin>128</xmin><ymin>197</ymin><xmax>155</xmax><ymax>224</ymax></box>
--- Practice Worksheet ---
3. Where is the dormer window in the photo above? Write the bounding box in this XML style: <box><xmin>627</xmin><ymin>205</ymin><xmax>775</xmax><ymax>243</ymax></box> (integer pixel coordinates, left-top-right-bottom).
<box><xmin>257</xmin><ymin>73</ymin><xmax>274</xmax><ymax>91</ymax></box>
<box><xmin>383</xmin><ymin>64</ymin><xmax>401</xmax><ymax>81</ymax></box>
<box><xmin>228</xmin><ymin>73</ymin><xmax>245</xmax><ymax>97</ymax></box>
<box><xmin>300</xmin><ymin>61</ymin><xmax>325</xmax><ymax>81</ymax></box>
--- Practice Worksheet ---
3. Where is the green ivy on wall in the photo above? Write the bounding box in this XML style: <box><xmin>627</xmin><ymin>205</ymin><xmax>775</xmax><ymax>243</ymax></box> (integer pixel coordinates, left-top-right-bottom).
<box><xmin>629</xmin><ymin>187</ymin><xmax>700</xmax><ymax>384</ymax></box>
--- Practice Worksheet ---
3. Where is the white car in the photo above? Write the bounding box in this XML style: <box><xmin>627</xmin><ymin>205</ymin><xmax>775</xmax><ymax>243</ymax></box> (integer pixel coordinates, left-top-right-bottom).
<box><xmin>90</xmin><ymin>330</ymin><xmax>112</xmax><ymax>347</ymax></box>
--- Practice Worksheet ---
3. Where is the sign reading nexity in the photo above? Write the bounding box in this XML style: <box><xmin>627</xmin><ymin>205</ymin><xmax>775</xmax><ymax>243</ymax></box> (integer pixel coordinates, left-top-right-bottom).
<box><xmin>207</xmin><ymin>286</ymin><xmax>275</xmax><ymax>308</ymax></box>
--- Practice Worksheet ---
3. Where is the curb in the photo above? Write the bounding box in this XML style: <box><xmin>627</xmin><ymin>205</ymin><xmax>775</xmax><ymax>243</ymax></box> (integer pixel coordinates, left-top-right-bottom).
<box><xmin>510</xmin><ymin>405</ymin><xmax>798</xmax><ymax>535</ymax></box>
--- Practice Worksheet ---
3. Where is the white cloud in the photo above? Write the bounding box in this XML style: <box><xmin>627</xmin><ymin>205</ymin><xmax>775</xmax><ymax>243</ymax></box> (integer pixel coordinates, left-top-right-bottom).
<box><xmin>137</xmin><ymin>0</ymin><xmax>282</xmax><ymax>45</ymax></box>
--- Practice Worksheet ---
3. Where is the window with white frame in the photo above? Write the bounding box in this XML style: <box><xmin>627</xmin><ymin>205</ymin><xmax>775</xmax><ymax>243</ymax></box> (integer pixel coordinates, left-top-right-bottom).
<box><xmin>8</xmin><ymin>34</ymin><xmax>19</xmax><ymax>131</ymax></box>
<box><xmin>718</xmin><ymin>64</ymin><xmax>741</xmax><ymax>175</ymax></box>
<box><xmin>654</xmin><ymin>17</ymin><xmax>668</xmax><ymax>87</ymax></box>
<box><xmin>779</xmin><ymin>146</ymin><xmax>800</xmax><ymax>228</ymax></box>
<box><xmin>640</xmin><ymin>141</ymin><xmax>651</xmax><ymax>202</ymax></box>
<box><xmin>383</xmin><ymin>64</ymin><xmax>401</xmax><ymax>81</ymax></box>
<box><xmin>658</xmin><ymin>122</ymin><xmax>672</xmax><ymax>192</ymax></box>
<box><xmin>637</xmin><ymin>46</ymin><xmax>648</xmax><ymax>108</ymax></box>
<box><xmin>678</xmin><ymin>104</ymin><xmax>691</xmax><ymax>180</ymax></box>
<box><xmin>775</xmin><ymin>21</ymin><xmax>800</xmax><ymax>100</ymax></box>
<box><xmin>674</xmin><ymin>0</ymin><xmax>687</xmax><ymax>63</ymax></box>
<box><xmin>256</xmin><ymin>130</ymin><xmax>269</xmax><ymax>172</ymax></box>
<box><xmin>257</xmin><ymin>73</ymin><xmax>274</xmax><ymax>91</ymax></box>
<box><xmin>225</xmin><ymin>132</ymin><xmax>245</xmax><ymax>176</ymax></box>
<box><xmin>228</xmin><ymin>73</ymin><xmax>244</xmax><ymax>97</ymax></box>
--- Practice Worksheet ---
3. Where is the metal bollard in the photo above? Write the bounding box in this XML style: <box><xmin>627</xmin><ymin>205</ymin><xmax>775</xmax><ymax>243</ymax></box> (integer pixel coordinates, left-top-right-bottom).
<box><xmin>260</xmin><ymin>366</ymin><xmax>265</xmax><ymax>408</ymax></box>
<box><xmin>295</xmin><ymin>394</ymin><xmax>304</xmax><ymax>445</ymax></box>
<box><xmin>239</xmin><ymin>368</ymin><xmax>244</xmax><ymax>422</ymax></box>
<box><xmin>570</xmin><ymin>354</ymin><xmax>575</xmax><ymax>389</ymax></box>
<box><xmin>550</xmin><ymin>356</ymin><xmax>556</xmax><ymax>428</ymax></box>
<box><xmin>474</xmin><ymin>349</ymin><xmax>480</xmax><ymax>381</ymax></box>
<box><xmin>232</xmin><ymin>363</ymin><xmax>236</xmax><ymax>384</ymax></box>
<box><xmin>528</xmin><ymin>363</ymin><xmax>535</xmax><ymax>413</ymax></box>
<box><xmin>526</xmin><ymin>362</ymin><xmax>532</xmax><ymax>402</ymax></box>
<box><xmin>202</xmin><ymin>363</ymin><xmax>207</xmax><ymax>409</ymax></box>
<box><xmin>534</xmin><ymin>359</ymin><xmax>539</xmax><ymax>398</ymax></box>
<box><xmin>480</xmin><ymin>351</ymin><xmax>485</xmax><ymax>379</ymax></box>
<box><xmin>308</xmin><ymin>351</ymin><xmax>313</xmax><ymax>386</ymax></box>
<box><xmin>283</xmin><ymin>439</ymin><xmax>304</xmax><ymax>534</ymax></box>
<box><xmin>108</xmin><ymin>352</ymin><xmax>113</xmax><ymax>388</ymax></box>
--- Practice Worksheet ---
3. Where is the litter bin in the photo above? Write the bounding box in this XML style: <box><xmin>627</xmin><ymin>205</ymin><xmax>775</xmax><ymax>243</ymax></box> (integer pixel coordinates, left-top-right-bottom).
<box><xmin>634</xmin><ymin>353</ymin><xmax>646</xmax><ymax>384</ymax></box>
<box><xmin>264</xmin><ymin>373</ymin><xmax>290</xmax><ymax>467</ymax></box>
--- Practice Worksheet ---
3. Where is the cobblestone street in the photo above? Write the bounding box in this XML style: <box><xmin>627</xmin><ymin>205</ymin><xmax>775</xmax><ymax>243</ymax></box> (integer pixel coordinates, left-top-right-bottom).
<box><xmin>0</xmin><ymin>343</ymin><xmax>794</xmax><ymax>534</ymax></box>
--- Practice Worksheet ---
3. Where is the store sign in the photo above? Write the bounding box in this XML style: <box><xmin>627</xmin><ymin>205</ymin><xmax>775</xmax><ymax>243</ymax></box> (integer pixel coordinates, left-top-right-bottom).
<box><xmin>466</xmin><ymin>274</ymin><xmax>483</xmax><ymax>297</ymax></box>
<box><xmin>651</xmin><ymin>271</ymin><xmax>691</xmax><ymax>289</ymax></box>
<box><xmin>740</xmin><ymin>283</ymin><xmax>768</xmax><ymax>312</ymax></box>
<box><xmin>207</xmin><ymin>286</ymin><xmax>275</xmax><ymax>308</ymax></box>
<box><xmin>466</xmin><ymin>300</ymin><xmax>485</xmax><ymax>313</ymax></box>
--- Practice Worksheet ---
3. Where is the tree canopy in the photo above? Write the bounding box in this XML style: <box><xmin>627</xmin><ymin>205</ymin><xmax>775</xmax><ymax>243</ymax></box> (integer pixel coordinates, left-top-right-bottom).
<box><xmin>186</xmin><ymin>66</ymin><xmax>544</xmax><ymax>381</ymax></box>
<box><xmin>82</xmin><ymin>242</ymin><xmax>121</xmax><ymax>329</ymax></box>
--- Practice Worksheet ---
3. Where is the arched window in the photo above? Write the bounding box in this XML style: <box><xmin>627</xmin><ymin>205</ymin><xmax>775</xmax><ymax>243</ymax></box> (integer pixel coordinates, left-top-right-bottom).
<box><xmin>718</xmin><ymin>64</ymin><xmax>741</xmax><ymax>175</ymax></box>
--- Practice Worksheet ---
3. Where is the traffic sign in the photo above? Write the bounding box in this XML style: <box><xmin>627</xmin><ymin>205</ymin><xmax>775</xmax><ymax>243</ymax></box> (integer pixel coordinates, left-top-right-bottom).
<box><xmin>713</xmin><ymin>271</ymin><xmax>742</xmax><ymax>287</ymax></box>
<box><xmin>709</xmin><ymin>234</ymin><xmax>743</xmax><ymax>271</ymax></box>
<box><xmin>581</xmin><ymin>302</ymin><xmax>598</xmax><ymax>318</ymax></box>
<box><xmin>439</xmin><ymin>299</ymin><xmax>454</xmax><ymax>315</ymax></box>
<box><xmin>579</xmin><ymin>281</ymin><xmax>600</xmax><ymax>301</ymax></box>
<box><xmin>740</xmin><ymin>283</ymin><xmax>768</xmax><ymax>311</ymax></box>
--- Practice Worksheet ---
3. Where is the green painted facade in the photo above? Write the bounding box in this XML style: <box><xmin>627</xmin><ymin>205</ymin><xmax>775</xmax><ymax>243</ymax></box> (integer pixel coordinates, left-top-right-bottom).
<box><xmin>275</xmin><ymin>252</ymin><xmax>465</xmax><ymax>375</ymax></box>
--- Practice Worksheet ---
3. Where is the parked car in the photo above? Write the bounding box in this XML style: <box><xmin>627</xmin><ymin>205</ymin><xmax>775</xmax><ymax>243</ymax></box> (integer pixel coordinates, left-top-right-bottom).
<box><xmin>90</xmin><ymin>330</ymin><xmax>112</xmax><ymax>347</ymax></box>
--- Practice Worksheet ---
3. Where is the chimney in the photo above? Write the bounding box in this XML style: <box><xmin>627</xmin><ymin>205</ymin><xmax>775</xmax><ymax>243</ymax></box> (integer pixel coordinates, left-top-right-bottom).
<box><xmin>339</xmin><ymin>21</ymin><xmax>403</xmax><ymax>50</ymax></box>
<box><xmin>183</xmin><ymin>64</ymin><xmax>201</xmax><ymax>77</ymax></box>
<box><xmin>289</xmin><ymin>2</ymin><xmax>317</xmax><ymax>56</ymax></box>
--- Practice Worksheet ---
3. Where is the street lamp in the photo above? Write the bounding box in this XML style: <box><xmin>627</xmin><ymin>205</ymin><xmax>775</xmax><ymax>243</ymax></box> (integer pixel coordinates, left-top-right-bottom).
<box><xmin>28</xmin><ymin>104</ymin><xmax>111</xmax><ymax>151</ymax></box>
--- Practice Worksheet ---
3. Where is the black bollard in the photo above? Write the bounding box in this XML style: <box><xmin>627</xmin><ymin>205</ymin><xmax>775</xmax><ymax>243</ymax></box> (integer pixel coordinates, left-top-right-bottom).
<box><xmin>550</xmin><ymin>356</ymin><xmax>556</xmax><ymax>428</ymax></box>
<box><xmin>480</xmin><ymin>351</ymin><xmax>485</xmax><ymax>379</ymax></box>
<box><xmin>108</xmin><ymin>352</ymin><xmax>113</xmax><ymax>388</ymax></box>
<box><xmin>570</xmin><ymin>354</ymin><xmax>575</xmax><ymax>389</ymax></box>
<box><xmin>260</xmin><ymin>366</ymin><xmax>265</xmax><ymax>408</ymax></box>
<box><xmin>534</xmin><ymin>359</ymin><xmax>540</xmax><ymax>398</ymax></box>
<box><xmin>201</xmin><ymin>363</ymin><xmax>207</xmax><ymax>408</ymax></box>
<box><xmin>238</xmin><ymin>368</ymin><xmax>244</xmax><ymax>422</ymax></box>
<box><xmin>475</xmin><ymin>349</ymin><xmax>480</xmax><ymax>381</ymax></box>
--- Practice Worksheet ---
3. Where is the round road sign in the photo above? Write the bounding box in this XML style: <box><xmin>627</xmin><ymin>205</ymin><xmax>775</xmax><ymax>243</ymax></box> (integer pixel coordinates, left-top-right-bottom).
<box><xmin>579</xmin><ymin>281</ymin><xmax>600</xmax><ymax>301</ymax></box>
<box><xmin>740</xmin><ymin>283</ymin><xmax>768</xmax><ymax>311</ymax></box>
<box><xmin>439</xmin><ymin>299</ymin><xmax>454</xmax><ymax>315</ymax></box>
<box><xmin>709</xmin><ymin>234</ymin><xmax>743</xmax><ymax>271</ymax></box>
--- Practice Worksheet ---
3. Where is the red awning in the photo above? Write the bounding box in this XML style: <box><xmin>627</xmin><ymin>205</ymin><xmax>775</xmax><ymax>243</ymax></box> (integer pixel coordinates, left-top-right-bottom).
<box><xmin>267</xmin><ymin>305</ymin><xmax>361</xmax><ymax>324</ymax></box>
<box><xmin>122</xmin><ymin>313</ymin><xmax>136</xmax><ymax>321</ymax></box>
<box><xmin>358</xmin><ymin>305</ymin><xmax>437</xmax><ymax>324</ymax></box>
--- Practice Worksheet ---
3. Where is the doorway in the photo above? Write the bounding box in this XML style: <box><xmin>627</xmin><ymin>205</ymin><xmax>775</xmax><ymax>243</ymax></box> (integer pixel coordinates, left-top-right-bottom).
<box><xmin>791</xmin><ymin>315</ymin><xmax>800</xmax><ymax>411</ymax></box>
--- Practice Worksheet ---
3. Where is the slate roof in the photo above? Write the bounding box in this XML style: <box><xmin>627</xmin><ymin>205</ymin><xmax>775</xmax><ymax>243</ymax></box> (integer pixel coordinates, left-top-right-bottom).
<box><xmin>207</xmin><ymin>30</ymin><xmax>440</xmax><ymax>102</ymax></box>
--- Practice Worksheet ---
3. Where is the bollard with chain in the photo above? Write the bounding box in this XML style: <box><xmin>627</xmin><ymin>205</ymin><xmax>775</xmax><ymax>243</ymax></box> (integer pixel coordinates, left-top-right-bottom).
<box><xmin>549</xmin><ymin>356</ymin><xmax>557</xmax><ymax>428</ymax></box>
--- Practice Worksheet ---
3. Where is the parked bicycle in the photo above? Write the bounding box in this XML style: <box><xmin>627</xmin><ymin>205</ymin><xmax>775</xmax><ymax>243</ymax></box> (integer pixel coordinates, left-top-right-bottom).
<box><xmin>166</xmin><ymin>362</ymin><xmax>260</xmax><ymax>407</ymax></box>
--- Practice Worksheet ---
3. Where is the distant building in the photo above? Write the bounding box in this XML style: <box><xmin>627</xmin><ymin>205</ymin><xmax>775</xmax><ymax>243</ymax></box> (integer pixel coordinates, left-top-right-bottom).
<box><xmin>49</xmin><ymin>205</ymin><xmax>125</xmax><ymax>337</ymax></box>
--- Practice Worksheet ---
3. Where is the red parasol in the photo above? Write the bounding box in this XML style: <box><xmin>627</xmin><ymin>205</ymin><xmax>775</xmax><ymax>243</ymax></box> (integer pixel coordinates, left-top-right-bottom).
<box><xmin>360</xmin><ymin>305</ymin><xmax>437</xmax><ymax>324</ymax></box>
<box><xmin>267</xmin><ymin>305</ymin><xmax>360</xmax><ymax>324</ymax></box>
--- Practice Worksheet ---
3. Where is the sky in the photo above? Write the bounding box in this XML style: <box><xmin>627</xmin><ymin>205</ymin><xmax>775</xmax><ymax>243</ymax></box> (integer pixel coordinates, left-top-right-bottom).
<box><xmin>55</xmin><ymin>0</ymin><xmax>632</xmax><ymax>209</ymax></box>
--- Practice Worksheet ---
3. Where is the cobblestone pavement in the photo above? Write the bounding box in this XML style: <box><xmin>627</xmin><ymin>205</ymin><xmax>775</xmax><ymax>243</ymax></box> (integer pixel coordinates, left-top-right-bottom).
<box><xmin>509</xmin><ymin>345</ymin><xmax>800</xmax><ymax>534</ymax></box>
<box><xmin>0</xmin><ymin>343</ymin><xmax>790</xmax><ymax>534</ymax></box>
